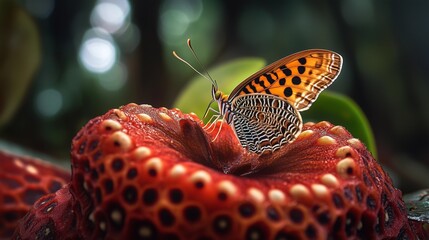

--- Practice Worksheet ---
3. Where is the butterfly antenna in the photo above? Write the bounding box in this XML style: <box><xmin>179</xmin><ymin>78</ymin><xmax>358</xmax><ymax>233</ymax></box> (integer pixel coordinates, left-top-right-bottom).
<box><xmin>172</xmin><ymin>51</ymin><xmax>211</xmax><ymax>82</ymax></box>
<box><xmin>186</xmin><ymin>39</ymin><xmax>218</xmax><ymax>90</ymax></box>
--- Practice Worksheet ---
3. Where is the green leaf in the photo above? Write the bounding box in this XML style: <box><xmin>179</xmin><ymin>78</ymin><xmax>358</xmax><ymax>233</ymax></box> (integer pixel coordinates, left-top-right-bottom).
<box><xmin>302</xmin><ymin>91</ymin><xmax>377</xmax><ymax>159</ymax></box>
<box><xmin>173</xmin><ymin>57</ymin><xmax>377</xmax><ymax>159</ymax></box>
<box><xmin>174</xmin><ymin>58</ymin><xmax>266</xmax><ymax>117</ymax></box>
<box><xmin>0</xmin><ymin>1</ymin><xmax>41</xmax><ymax>127</ymax></box>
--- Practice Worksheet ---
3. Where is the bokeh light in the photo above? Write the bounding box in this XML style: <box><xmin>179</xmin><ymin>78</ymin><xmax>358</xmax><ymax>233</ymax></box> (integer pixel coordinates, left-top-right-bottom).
<box><xmin>96</xmin><ymin>62</ymin><xmax>128</xmax><ymax>91</ymax></box>
<box><xmin>237</xmin><ymin>7</ymin><xmax>274</xmax><ymax>50</ymax></box>
<box><xmin>159</xmin><ymin>10</ymin><xmax>191</xmax><ymax>45</ymax></box>
<box><xmin>23</xmin><ymin>0</ymin><xmax>55</xmax><ymax>18</ymax></box>
<box><xmin>35</xmin><ymin>89</ymin><xmax>63</xmax><ymax>117</ymax></box>
<box><xmin>90</xmin><ymin>0</ymin><xmax>131</xmax><ymax>34</ymax></box>
<box><xmin>79</xmin><ymin>29</ymin><xmax>117</xmax><ymax>73</ymax></box>
<box><xmin>116</xmin><ymin>23</ymin><xmax>141</xmax><ymax>53</ymax></box>
<box><xmin>340</xmin><ymin>0</ymin><xmax>374</xmax><ymax>26</ymax></box>
<box><xmin>158</xmin><ymin>0</ymin><xmax>203</xmax><ymax>45</ymax></box>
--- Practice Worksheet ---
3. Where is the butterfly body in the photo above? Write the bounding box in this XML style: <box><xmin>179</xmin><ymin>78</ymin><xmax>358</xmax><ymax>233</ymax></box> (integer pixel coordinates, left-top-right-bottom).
<box><xmin>212</xmin><ymin>49</ymin><xmax>343</xmax><ymax>154</ymax></box>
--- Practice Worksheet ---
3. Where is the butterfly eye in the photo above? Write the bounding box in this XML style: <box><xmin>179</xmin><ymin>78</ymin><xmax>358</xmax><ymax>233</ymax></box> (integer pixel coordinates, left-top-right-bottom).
<box><xmin>215</xmin><ymin>90</ymin><xmax>222</xmax><ymax>100</ymax></box>
<box><xmin>211</xmin><ymin>87</ymin><xmax>222</xmax><ymax>100</ymax></box>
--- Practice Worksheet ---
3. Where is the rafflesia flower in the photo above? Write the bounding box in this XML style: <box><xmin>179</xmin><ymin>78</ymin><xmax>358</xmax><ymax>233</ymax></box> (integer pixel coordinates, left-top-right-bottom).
<box><xmin>0</xmin><ymin>151</ymin><xmax>69</xmax><ymax>239</ymax></box>
<box><xmin>11</xmin><ymin>103</ymin><xmax>428</xmax><ymax>239</ymax></box>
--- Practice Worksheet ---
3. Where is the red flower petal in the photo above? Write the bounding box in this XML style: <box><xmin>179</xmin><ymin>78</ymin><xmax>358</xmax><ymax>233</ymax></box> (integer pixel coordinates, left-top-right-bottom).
<box><xmin>0</xmin><ymin>150</ymin><xmax>69</xmax><ymax>239</ymax></box>
<box><xmin>11</xmin><ymin>104</ymin><xmax>428</xmax><ymax>239</ymax></box>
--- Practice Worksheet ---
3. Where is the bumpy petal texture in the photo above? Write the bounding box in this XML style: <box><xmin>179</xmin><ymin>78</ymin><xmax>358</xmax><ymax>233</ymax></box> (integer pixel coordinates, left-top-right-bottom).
<box><xmin>12</xmin><ymin>103</ymin><xmax>428</xmax><ymax>239</ymax></box>
<box><xmin>0</xmin><ymin>151</ymin><xmax>70</xmax><ymax>239</ymax></box>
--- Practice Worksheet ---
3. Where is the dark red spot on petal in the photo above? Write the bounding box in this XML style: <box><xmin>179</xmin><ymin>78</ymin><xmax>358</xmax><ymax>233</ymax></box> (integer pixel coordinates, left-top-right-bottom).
<box><xmin>194</xmin><ymin>181</ymin><xmax>204</xmax><ymax>189</ymax></box>
<box><xmin>123</xmin><ymin>185</ymin><xmax>138</xmax><ymax>204</ymax></box>
<box><xmin>158</xmin><ymin>208</ymin><xmax>175</xmax><ymax>227</ymax></box>
<box><xmin>129</xmin><ymin>218</ymin><xmax>158</xmax><ymax>240</ymax></box>
<box><xmin>111</xmin><ymin>158</ymin><xmax>124</xmax><ymax>172</ymax></box>
<box><xmin>169</xmin><ymin>188</ymin><xmax>183</xmax><ymax>204</ymax></box>
<box><xmin>266</xmin><ymin>206</ymin><xmax>280</xmax><ymax>221</ymax></box>
<box><xmin>0</xmin><ymin>177</ymin><xmax>21</xmax><ymax>189</ymax></box>
<box><xmin>148</xmin><ymin>168</ymin><xmax>157</xmax><ymax>177</ymax></box>
<box><xmin>317</xmin><ymin>211</ymin><xmax>331</xmax><ymax>225</ymax></box>
<box><xmin>24</xmin><ymin>174</ymin><xmax>40</xmax><ymax>183</ymax></box>
<box><xmin>305</xmin><ymin>224</ymin><xmax>317</xmax><ymax>239</ymax></box>
<box><xmin>22</xmin><ymin>189</ymin><xmax>46</xmax><ymax>205</ymax></box>
<box><xmin>95</xmin><ymin>187</ymin><xmax>102</xmax><ymax>204</ymax></box>
<box><xmin>289</xmin><ymin>208</ymin><xmax>303</xmax><ymax>223</ymax></box>
<box><xmin>366</xmin><ymin>195</ymin><xmax>377</xmax><ymax>210</ymax></box>
<box><xmin>183</xmin><ymin>205</ymin><xmax>202</xmax><ymax>223</ymax></box>
<box><xmin>142</xmin><ymin>188</ymin><xmax>158</xmax><ymax>206</ymax></box>
<box><xmin>212</xmin><ymin>215</ymin><xmax>232</xmax><ymax>235</ymax></box>
<box><xmin>239</xmin><ymin>202</ymin><xmax>255</xmax><ymax>218</ymax></box>
<box><xmin>88</xmin><ymin>140</ymin><xmax>99</xmax><ymax>152</ymax></box>
<box><xmin>332</xmin><ymin>193</ymin><xmax>345</xmax><ymax>209</ymax></box>
<box><xmin>103</xmin><ymin>179</ymin><xmax>114</xmax><ymax>194</ymax></box>
<box><xmin>217</xmin><ymin>192</ymin><xmax>227</xmax><ymax>201</ymax></box>
<box><xmin>245</xmin><ymin>222</ymin><xmax>268</xmax><ymax>240</ymax></box>
<box><xmin>126</xmin><ymin>168</ymin><xmax>138</xmax><ymax>179</ymax></box>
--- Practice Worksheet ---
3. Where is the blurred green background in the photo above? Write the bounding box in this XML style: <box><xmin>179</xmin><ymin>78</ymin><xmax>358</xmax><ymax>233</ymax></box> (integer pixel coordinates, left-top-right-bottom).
<box><xmin>0</xmin><ymin>0</ymin><xmax>428</xmax><ymax>193</ymax></box>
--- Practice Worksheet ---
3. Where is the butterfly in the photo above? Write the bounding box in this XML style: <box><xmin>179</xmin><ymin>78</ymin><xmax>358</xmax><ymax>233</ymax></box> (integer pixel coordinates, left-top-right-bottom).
<box><xmin>175</xmin><ymin>41</ymin><xmax>343</xmax><ymax>154</ymax></box>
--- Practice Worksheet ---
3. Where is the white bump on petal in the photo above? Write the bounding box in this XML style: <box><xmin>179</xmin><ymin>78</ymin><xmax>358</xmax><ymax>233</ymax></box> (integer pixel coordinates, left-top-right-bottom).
<box><xmin>336</xmin><ymin>157</ymin><xmax>356</xmax><ymax>178</ymax></box>
<box><xmin>46</xmin><ymin>205</ymin><xmax>54</xmax><ymax>213</ymax></box>
<box><xmin>329</xmin><ymin>126</ymin><xmax>347</xmax><ymax>136</ymax></box>
<box><xmin>218</xmin><ymin>180</ymin><xmax>237</xmax><ymax>196</ymax></box>
<box><xmin>139</xmin><ymin>226</ymin><xmax>152</xmax><ymax>237</ymax></box>
<box><xmin>268</xmin><ymin>189</ymin><xmax>286</xmax><ymax>203</ymax></box>
<box><xmin>169</xmin><ymin>164</ymin><xmax>186</xmax><ymax>178</ymax></box>
<box><xmin>111</xmin><ymin>210</ymin><xmax>122</xmax><ymax>224</ymax></box>
<box><xmin>248</xmin><ymin>188</ymin><xmax>265</xmax><ymax>203</ymax></box>
<box><xmin>311</xmin><ymin>184</ymin><xmax>329</xmax><ymax>198</ymax></box>
<box><xmin>159</xmin><ymin>112</ymin><xmax>172</xmax><ymax>121</ymax></box>
<box><xmin>113</xmin><ymin>109</ymin><xmax>127</xmax><ymax>120</ymax></box>
<box><xmin>89</xmin><ymin>212</ymin><xmax>95</xmax><ymax>222</ymax></box>
<box><xmin>357</xmin><ymin>221</ymin><xmax>363</xmax><ymax>230</ymax></box>
<box><xmin>190</xmin><ymin>170</ymin><xmax>212</xmax><ymax>186</ymax></box>
<box><xmin>110</xmin><ymin>131</ymin><xmax>132</xmax><ymax>151</ymax></box>
<box><xmin>145</xmin><ymin>157</ymin><xmax>163</xmax><ymax>173</ymax></box>
<box><xmin>101</xmin><ymin>119</ymin><xmax>122</xmax><ymax>131</ymax></box>
<box><xmin>289</xmin><ymin>184</ymin><xmax>310</xmax><ymax>200</ymax></box>
<box><xmin>134</xmin><ymin>146</ymin><xmax>151</xmax><ymax>159</ymax></box>
<box><xmin>25</xmin><ymin>165</ymin><xmax>38</xmax><ymax>175</ymax></box>
<box><xmin>297</xmin><ymin>130</ymin><xmax>314</xmax><ymax>139</ymax></box>
<box><xmin>305</xmin><ymin>122</ymin><xmax>315</xmax><ymax>126</ymax></box>
<box><xmin>315</xmin><ymin>121</ymin><xmax>332</xmax><ymax>128</ymax></box>
<box><xmin>336</xmin><ymin>146</ymin><xmax>353</xmax><ymax>158</ymax></box>
<box><xmin>317</xmin><ymin>136</ymin><xmax>337</xmax><ymax>145</ymax></box>
<box><xmin>321</xmin><ymin>173</ymin><xmax>339</xmax><ymax>187</ymax></box>
<box><xmin>99</xmin><ymin>221</ymin><xmax>106</xmax><ymax>231</ymax></box>
<box><xmin>13</xmin><ymin>158</ymin><xmax>24</xmax><ymax>168</ymax></box>
<box><xmin>83</xmin><ymin>181</ymin><xmax>89</xmax><ymax>191</ymax></box>
<box><xmin>347</xmin><ymin>138</ymin><xmax>363</xmax><ymax>148</ymax></box>
<box><xmin>137</xmin><ymin>113</ymin><xmax>153</xmax><ymax>123</ymax></box>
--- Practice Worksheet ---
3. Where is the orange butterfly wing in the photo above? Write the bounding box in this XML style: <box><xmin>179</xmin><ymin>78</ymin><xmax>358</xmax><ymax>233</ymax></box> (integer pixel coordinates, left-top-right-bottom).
<box><xmin>229</xmin><ymin>49</ymin><xmax>342</xmax><ymax>111</ymax></box>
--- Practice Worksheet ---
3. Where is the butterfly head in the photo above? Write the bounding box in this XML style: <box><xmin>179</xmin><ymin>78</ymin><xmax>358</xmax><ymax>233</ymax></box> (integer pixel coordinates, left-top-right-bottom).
<box><xmin>212</xmin><ymin>85</ymin><xmax>222</xmax><ymax>101</ymax></box>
